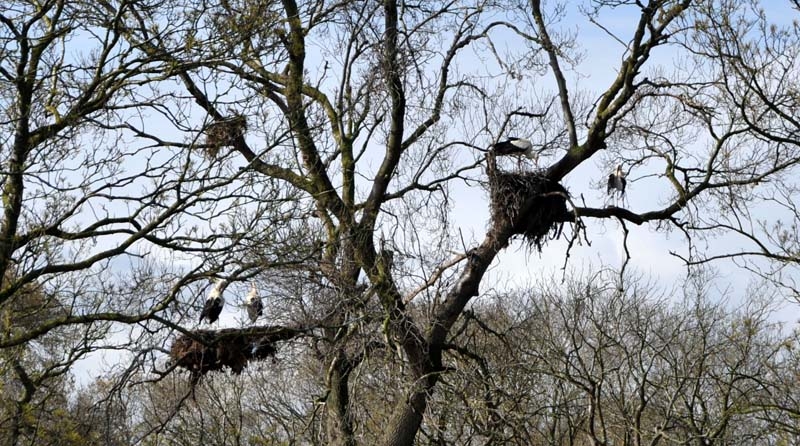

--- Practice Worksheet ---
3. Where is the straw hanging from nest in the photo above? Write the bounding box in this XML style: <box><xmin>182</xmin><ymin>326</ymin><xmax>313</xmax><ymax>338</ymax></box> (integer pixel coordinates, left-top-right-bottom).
<box><xmin>486</xmin><ymin>153</ymin><xmax>568</xmax><ymax>250</ymax></box>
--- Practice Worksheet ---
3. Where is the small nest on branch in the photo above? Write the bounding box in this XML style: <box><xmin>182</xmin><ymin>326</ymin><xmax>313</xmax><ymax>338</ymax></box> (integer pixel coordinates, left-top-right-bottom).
<box><xmin>202</xmin><ymin>114</ymin><xmax>247</xmax><ymax>158</ymax></box>
<box><xmin>488</xmin><ymin>162</ymin><xmax>568</xmax><ymax>250</ymax></box>
<box><xmin>169</xmin><ymin>325</ymin><xmax>304</xmax><ymax>382</ymax></box>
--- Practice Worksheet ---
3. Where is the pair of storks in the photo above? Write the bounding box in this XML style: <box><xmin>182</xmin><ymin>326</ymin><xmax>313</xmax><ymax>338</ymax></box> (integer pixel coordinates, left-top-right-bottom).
<box><xmin>491</xmin><ymin>137</ymin><xmax>626</xmax><ymax>197</ymax></box>
<box><xmin>199</xmin><ymin>279</ymin><xmax>263</xmax><ymax>325</ymax></box>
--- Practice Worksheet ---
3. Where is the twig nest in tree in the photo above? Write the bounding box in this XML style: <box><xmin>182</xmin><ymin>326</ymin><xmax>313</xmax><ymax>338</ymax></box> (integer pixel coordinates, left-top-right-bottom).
<box><xmin>488</xmin><ymin>166</ymin><xmax>568</xmax><ymax>251</ymax></box>
<box><xmin>202</xmin><ymin>114</ymin><xmax>247</xmax><ymax>158</ymax></box>
<box><xmin>168</xmin><ymin>325</ymin><xmax>303</xmax><ymax>383</ymax></box>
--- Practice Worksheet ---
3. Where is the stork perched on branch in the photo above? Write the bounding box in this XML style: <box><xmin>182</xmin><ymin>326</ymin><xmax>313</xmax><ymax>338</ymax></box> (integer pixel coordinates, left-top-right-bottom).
<box><xmin>607</xmin><ymin>164</ymin><xmax>627</xmax><ymax>200</ymax></box>
<box><xmin>199</xmin><ymin>279</ymin><xmax>226</xmax><ymax>324</ymax></box>
<box><xmin>245</xmin><ymin>283</ymin><xmax>263</xmax><ymax>323</ymax></box>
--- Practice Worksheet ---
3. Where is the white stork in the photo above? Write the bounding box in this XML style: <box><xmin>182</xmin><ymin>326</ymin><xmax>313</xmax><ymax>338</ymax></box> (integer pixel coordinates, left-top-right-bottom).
<box><xmin>607</xmin><ymin>164</ymin><xmax>627</xmax><ymax>197</ymax></box>
<box><xmin>199</xmin><ymin>279</ymin><xmax>226</xmax><ymax>324</ymax></box>
<box><xmin>491</xmin><ymin>137</ymin><xmax>536</xmax><ymax>160</ymax></box>
<box><xmin>245</xmin><ymin>283</ymin><xmax>263</xmax><ymax>323</ymax></box>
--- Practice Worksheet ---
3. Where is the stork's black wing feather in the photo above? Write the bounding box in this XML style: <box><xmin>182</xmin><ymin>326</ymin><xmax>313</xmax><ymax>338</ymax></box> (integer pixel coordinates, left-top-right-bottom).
<box><xmin>492</xmin><ymin>139</ymin><xmax>526</xmax><ymax>156</ymax></box>
<box><xmin>200</xmin><ymin>297</ymin><xmax>223</xmax><ymax>323</ymax></box>
<box><xmin>199</xmin><ymin>299</ymin><xmax>212</xmax><ymax>322</ymax></box>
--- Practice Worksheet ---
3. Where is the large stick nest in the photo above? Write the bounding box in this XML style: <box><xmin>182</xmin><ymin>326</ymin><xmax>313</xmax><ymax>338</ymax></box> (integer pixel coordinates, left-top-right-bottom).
<box><xmin>202</xmin><ymin>114</ymin><xmax>248</xmax><ymax>158</ymax></box>
<box><xmin>169</xmin><ymin>325</ymin><xmax>304</xmax><ymax>381</ymax></box>
<box><xmin>488</xmin><ymin>157</ymin><xmax>569</xmax><ymax>250</ymax></box>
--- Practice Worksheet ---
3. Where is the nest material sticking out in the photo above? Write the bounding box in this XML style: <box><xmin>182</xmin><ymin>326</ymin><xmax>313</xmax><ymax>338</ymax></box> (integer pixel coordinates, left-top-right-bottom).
<box><xmin>169</xmin><ymin>325</ymin><xmax>303</xmax><ymax>381</ymax></box>
<box><xmin>203</xmin><ymin>114</ymin><xmax>247</xmax><ymax>158</ymax></box>
<box><xmin>489</xmin><ymin>169</ymin><xmax>568</xmax><ymax>250</ymax></box>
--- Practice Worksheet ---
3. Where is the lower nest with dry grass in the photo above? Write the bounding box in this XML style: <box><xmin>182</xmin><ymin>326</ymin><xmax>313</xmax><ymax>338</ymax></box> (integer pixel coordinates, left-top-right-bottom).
<box><xmin>489</xmin><ymin>170</ymin><xmax>569</xmax><ymax>250</ymax></box>
<box><xmin>169</xmin><ymin>325</ymin><xmax>304</xmax><ymax>382</ymax></box>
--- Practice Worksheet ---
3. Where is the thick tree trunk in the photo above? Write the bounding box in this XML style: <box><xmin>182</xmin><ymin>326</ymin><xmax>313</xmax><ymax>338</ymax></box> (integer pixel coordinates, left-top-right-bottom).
<box><xmin>0</xmin><ymin>106</ymin><xmax>30</xmax><ymax>293</ymax></box>
<box><xmin>7</xmin><ymin>361</ymin><xmax>35</xmax><ymax>446</ymax></box>
<box><xmin>326</xmin><ymin>357</ymin><xmax>356</xmax><ymax>446</ymax></box>
<box><xmin>380</xmin><ymin>372</ymin><xmax>439</xmax><ymax>446</ymax></box>
<box><xmin>380</xmin><ymin>208</ymin><xmax>516</xmax><ymax>445</ymax></box>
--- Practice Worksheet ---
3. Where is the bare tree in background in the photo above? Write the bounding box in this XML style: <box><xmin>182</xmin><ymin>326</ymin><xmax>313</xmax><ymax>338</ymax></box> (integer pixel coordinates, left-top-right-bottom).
<box><xmin>420</xmin><ymin>270</ymin><xmax>800</xmax><ymax>445</ymax></box>
<box><xmin>0</xmin><ymin>279</ymin><xmax>115</xmax><ymax>446</ymax></box>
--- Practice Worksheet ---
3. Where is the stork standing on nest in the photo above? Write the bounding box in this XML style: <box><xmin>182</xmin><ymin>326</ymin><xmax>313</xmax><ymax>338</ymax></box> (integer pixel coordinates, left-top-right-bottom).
<box><xmin>491</xmin><ymin>137</ymin><xmax>536</xmax><ymax>160</ymax></box>
<box><xmin>607</xmin><ymin>164</ymin><xmax>627</xmax><ymax>203</ymax></box>
<box><xmin>245</xmin><ymin>283</ymin><xmax>263</xmax><ymax>323</ymax></box>
<box><xmin>199</xmin><ymin>279</ymin><xmax>226</xmax><ymax>324</ymax></box>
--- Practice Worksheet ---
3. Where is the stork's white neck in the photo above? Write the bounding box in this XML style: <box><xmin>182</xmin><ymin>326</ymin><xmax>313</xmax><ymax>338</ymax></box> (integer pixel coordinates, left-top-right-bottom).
<box><xmin>208</xmin><ymin>279</ymin><xmax>226</xmax><ymax>299</ymax></box>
